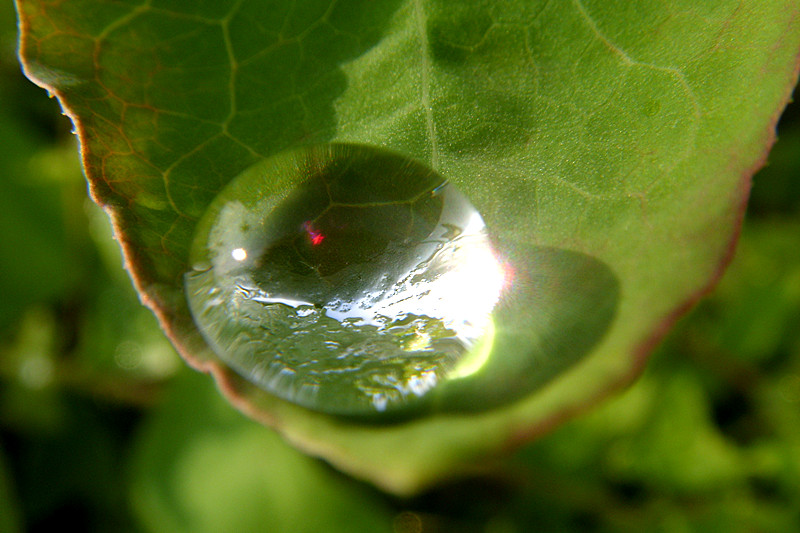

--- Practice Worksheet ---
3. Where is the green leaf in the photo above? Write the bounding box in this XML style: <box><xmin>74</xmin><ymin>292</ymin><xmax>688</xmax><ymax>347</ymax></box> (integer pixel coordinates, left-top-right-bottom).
<box><xmin>16</xmin><ymin>0</ymin><xmax>800</xmax><ymax>493</ymax></box>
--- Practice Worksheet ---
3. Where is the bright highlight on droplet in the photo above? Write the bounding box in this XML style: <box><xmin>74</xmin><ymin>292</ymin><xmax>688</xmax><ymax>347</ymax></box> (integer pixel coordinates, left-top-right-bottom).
<box><xmin>184</xmin><ymin>144</ymin><xmax>507</xmax><ymax>416</ymax></box>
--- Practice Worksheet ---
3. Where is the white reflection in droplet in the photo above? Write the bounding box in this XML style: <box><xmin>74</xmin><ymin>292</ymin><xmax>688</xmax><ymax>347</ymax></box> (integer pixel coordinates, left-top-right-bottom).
<box><xmin>324</xmin><ymin>209</ymin><xmax>507</xmax><ymax>348</ymax></box>
<box><xmin>220</xmin><ymin>186</ymin><xmax>508</xmax><ymax>357</ymax></box>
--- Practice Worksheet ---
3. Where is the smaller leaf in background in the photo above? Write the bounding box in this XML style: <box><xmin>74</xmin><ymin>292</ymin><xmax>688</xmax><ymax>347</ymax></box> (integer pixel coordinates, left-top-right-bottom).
<box><xmin>603</xmin><ymin>370</ymin><xmax>745</xmax><ymax>493</ymax></box>
<box><xmin>129</xmin><ymin>369</ymin><xmax>394</xmax><ymax>533</ymax></box>
<box><xmin>694</xmin><ymin>221</ymin><xmax>800</xmax><ymax>368</ymax></box>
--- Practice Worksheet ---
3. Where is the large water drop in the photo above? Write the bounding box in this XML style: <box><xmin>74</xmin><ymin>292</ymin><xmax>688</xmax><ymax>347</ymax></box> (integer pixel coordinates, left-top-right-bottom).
<box><xmin>186</xmin><ymin>144</ymin><xmax>619</xmax><ymax>417</ymax></box>
<box><xmin>185</xmin><ymin>144</ymin><xmax>507</xmax><ymax>415</ymax></box>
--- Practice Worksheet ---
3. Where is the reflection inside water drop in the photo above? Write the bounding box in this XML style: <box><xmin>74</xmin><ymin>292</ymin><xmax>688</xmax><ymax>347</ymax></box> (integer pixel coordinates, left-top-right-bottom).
<box><xmin>185</xmin><ymin>145</ymin><xmax>507</xmax><ymax>415</ymax></box>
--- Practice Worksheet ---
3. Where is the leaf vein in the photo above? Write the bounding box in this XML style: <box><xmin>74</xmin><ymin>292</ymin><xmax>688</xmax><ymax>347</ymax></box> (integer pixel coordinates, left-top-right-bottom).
<box><xmin>413</xmin><ymin>0</ymin><xmax>438</xmax><ymax>169</ymax></box>
<box><xmin>572</xmin><ymin>0</ymin><xmax>701</xmax><ymax>194</ymax></box>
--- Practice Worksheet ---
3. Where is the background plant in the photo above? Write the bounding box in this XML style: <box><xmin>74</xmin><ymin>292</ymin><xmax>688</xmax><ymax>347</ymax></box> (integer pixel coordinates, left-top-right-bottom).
<box><xmin>2</xmin><ymin>1</ymin><xmax>800</xmax><ymax>531</ymax></box>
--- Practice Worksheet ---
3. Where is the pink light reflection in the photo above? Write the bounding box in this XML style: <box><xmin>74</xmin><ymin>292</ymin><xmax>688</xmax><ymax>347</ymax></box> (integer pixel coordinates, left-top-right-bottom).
<box><xmin>302</xmin><ymin>221</ymin><xmax>326</xmax><ymax>246</ymax></box>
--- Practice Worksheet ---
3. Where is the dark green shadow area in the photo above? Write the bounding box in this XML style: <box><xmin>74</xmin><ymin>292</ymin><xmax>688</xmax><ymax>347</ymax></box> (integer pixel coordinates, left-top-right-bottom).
<box><xmin>162</xmin><ymin>0</ymin><xmax>409</xmax><ymax>215</ymax></box>
<box><xmin>434</xmin><ymin>243</ymin><xmax>619</xmax><ymax>413</ymax></box>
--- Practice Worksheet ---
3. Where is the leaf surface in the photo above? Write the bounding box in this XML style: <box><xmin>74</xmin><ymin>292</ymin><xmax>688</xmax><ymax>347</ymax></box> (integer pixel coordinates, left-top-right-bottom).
<box><xmin>17</xmin><ymin>0</ymin><xmax>800</xmax><ymax>493</ymax></box>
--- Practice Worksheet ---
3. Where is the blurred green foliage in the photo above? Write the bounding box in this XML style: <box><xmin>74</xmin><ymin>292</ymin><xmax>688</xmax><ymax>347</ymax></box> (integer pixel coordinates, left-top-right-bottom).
<box><xmin>2</xmin><ymin>1</ymin><xmax>799</xmax><ymax>530</ymax></box>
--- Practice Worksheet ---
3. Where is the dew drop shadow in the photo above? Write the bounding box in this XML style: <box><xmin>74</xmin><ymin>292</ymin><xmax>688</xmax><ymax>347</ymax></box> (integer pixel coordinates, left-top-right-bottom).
<box><xmin>433</xmin><ymin>243</ymin><xmax>620</xmax><ymax>413</ymax></box>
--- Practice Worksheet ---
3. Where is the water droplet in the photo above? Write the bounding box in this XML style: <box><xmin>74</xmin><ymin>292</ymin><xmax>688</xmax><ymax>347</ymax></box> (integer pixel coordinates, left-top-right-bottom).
<box><xmin>185</xmin><ymin>144</ymin><xmax>506</xmax><ymax>415</ymax></box>
<box><xmin>185</xmin><ymin>143</ymin><xmax>620</xmax><ymax>417</ymax></box>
